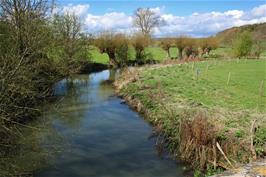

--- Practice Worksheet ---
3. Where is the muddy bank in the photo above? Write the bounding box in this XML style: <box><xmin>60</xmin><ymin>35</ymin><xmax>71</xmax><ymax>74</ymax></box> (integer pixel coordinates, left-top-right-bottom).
<box><xmin>114</xmin><ymin>64</ymin><xmax>266</xmax><ymax>176</ymax></box>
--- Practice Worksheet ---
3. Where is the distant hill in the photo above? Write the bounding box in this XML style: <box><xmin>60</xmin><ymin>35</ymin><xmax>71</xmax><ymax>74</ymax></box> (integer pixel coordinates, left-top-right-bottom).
<box><xmin>216</xmin><ymin>23</ymin><xmax>266</xmax><ymax>46</ymax></box>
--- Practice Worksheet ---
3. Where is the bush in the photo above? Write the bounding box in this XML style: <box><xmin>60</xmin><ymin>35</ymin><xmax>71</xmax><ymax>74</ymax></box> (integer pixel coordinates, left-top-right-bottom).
<box><xmin>250</xmin><ymin>42</ymin><xmax>264</xmax><ymax>59</ymax></box>
<box><xmin>114</xmin><ymin>34</ymin><xmax>129</xmax><ymax>66</ymax></box>
<box><xmin>94</xmin><ymin>32</ymin><xmax>129</xmax><ymax>66</ymax></box>
<box><xmin>233</xmin><ymin>31</ymin><xmax>253</xmax><ymax>58</ymax></box>
<box><xmin>131</xmin><ymin>33</ymin><xmax>150</xmax><ymax>63</ymax></box>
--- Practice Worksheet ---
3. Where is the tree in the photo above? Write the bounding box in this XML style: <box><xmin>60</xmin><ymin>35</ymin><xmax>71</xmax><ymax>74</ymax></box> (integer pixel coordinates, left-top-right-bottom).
<box><xmin>251</xmin><ymin>41</ymin><xmax>264</xmax><ymax>59</ymax></box>
<box><xmin>182</xmin><ymin>38</ymin><xmax>197</xmax><ymax>59</ymax></box>
<box><xmin>94</xmin><ymin>31</ymin><xmax>116</xmax><ymax>65</ymax></box>
<box><xmin>53</xmin><ymin>13</ymin><xmax>81</xmax><ymax>59</ymax></box>
<box><xmin>52</xmin><ymin>13</ymin><xmax>90</xmax><ymax>72</ymax></box>
<box><xmin>94</xmin><ymin>32</ymin><xmax>129</xmax><ymax>66</ymax></box>
<box><xmin>198</xmin><ymin>37</ymin><xmax>219</xmax><ymax>56</ymax></box>
<box><xmin>175</xmin><ymin>36</ymin><xmax>191</xmax><ymax>60</ymax></box>
<box><xmin>114</xmin><ymin>34</ymin><xmax>129</xmax><ymax>66</ymax></box>
<box><xmin>131</xmin><ymin>33</ymin><xmax>150</xmax><ymax>63</ymax></box>
<box><xmin>160</xmin><ymin>38</ymin><xmax>174</xmax><ymax>59</ymax></box>
<box><xmin>0</xmin><ymin>21</ymin><xmax>16</xmax><ymax>55</ymax></box>
<box><xmin>233</xmin><ymin>31</ymin><xmax>253</xmax><ymax>58</ymax></box>
<box><xmin>133</xmin><ymin>8</ymin><xmax>161</xmax><ymax>36</ymax></box>
<box><xmin>0</xmin><ymin>0</ymin><xmax>49</xmax><ymax>57</ymax></box>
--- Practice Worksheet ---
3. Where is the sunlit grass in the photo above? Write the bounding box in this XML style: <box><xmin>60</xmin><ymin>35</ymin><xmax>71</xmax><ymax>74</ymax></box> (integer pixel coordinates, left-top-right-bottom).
<box><xmin>127</xmin><ymin>59</ymin><xmax>266</xmax><ymax>112</ymax></box>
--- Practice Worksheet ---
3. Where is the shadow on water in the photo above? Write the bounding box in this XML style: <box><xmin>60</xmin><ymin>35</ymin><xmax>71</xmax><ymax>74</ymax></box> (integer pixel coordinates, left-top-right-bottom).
<box><xmin>1</xmin><ymin>70</ymin><xmax>192</xmax><ymax>177</ymax></box>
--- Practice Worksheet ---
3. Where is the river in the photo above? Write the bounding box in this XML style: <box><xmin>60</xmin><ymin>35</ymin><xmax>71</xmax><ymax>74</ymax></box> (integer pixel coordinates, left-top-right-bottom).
<box><xmin>6</xmin><ymin>70</ymin><xmax>190</xmax><ymax>177</ymax></box>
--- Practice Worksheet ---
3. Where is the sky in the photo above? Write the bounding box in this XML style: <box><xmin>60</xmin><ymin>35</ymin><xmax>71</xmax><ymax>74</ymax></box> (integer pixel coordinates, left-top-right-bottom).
<box><xmin>54</xmin><ymin>0</ymin><xmax>266</xmax><ymax>37</ymax></box>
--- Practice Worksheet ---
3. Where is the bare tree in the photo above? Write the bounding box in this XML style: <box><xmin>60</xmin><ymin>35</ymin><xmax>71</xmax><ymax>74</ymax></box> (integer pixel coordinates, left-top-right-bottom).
<box><xmin>0</xmin><ymin>0</ymin><xmax>49</xmax><ymax>56</ymax></box>
<box><xmin>133</xmin><ymin>8</ymin><xmax>161</xmax><ymax>36</ymax></box>
<box><xmin>175</xmin><ymin>36</ymin><xmax>190</xmax><ymax>60</ymax></box>
<box><xmin>198</xmin><ymin>37</ymin><xmax>218</xmax><ymax>56</ymax></box>
<box><xmin>160</xmin><ymin>38</ymin><xmax>174</xmax><ymax>59</ymax></box>
<box><xmin>52</xmin><ymin>12</ymin><xmax>90</xmax><ymax>70</ymax></box>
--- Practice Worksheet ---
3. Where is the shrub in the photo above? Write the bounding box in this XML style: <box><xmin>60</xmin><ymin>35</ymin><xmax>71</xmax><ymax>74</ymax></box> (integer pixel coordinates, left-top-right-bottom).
<box><xmin>233</xmin><ymin>31</ymin><xmax>253</xmax><ymax>58</ymax></box>
<box><xmin>131</xmin><ymin>33</ymin><xmax>150</xmax><ymax>63</ymax></box>
<box><xmin>160</xmin><ymin>38</ymin><xmax>174</xmax><ymax>59</ymax></box>
<box><xmin>114</xmin><ymin>34</ymin><xmax>129</xmax><ymax>66</ymax></box>
<box><xmin>250</xmin><ymin>41</ymin><xmax>264</xmax><ymax>59</ymax></box>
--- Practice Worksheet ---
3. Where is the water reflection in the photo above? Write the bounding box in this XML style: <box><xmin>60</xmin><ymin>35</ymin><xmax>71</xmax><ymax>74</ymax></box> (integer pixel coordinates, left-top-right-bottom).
<box><xmin>2</xmin><ymin>70</ymin><xmax>190</xmax><ymax>177</ymax></box>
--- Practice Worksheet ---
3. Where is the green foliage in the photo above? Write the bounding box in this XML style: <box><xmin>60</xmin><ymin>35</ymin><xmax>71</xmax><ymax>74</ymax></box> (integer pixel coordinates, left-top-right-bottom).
<box><xmin>0</xmin><ymin>0</ymin><xmax>91</xmax><ymax>150</ymax></box>
<box><xmin>131</xmin><ymin>33</ymin><xmax>150</xmax><ymax>63</ymax></box>
<box><xmin>251</xmin><ymin>41</ymin><xmax>265</xmax><ymax>58</ymax></box>
<box><xmin>235</xmin><ymin>129</ymin><xmax>245</xmax><ymax>138</ymax></box>
<box><xmin>233</xmin><ymin>31</ymin><xmax>253</xmax><ymax>58</ymax></box>
<box><xmin>94</xmin><ymin>32</ymin><xmax>129</xmax><ymax>66</ymax></box>
<box><xmin>51</xmin><ymin>13</ymin><xmax>91</xmax><ymax>73</ymax></box>
<box><xmin>194</xmin><ymin>169</ymin><xmax>202</xmax><ymax>177</ymax></box>
<box><xmin>254</xmin><ymin>126</ymin><xmax>266</xmax><ymax>156</ymax></box>
<box><xmin>114</xmin><ymin>34</ymin><xmax>129</xmax><ymax>66</ymax></box>
<box><xmin>205</xmin><ymin>165</ymin><xmax>224</xmax><ymax>176</ymax></box>
<box><xmin>0</xmin><ymin>21</ymin><xmax>17</xmax><ymax>55</ymax></box>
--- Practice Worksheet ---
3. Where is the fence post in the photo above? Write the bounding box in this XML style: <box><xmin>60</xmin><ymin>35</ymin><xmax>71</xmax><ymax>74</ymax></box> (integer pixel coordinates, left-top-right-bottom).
<box><xmin>227</xmin><ymin>72</ymin><xmax>231</xmax><ymax>85</ymax></box>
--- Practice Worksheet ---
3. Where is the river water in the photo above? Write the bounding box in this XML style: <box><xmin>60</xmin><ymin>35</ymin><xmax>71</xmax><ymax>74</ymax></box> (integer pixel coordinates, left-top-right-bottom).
<box><xmin>14</xmin><ymin>70</ymin><xmax>189</xmax><ymax>177</ymax></box>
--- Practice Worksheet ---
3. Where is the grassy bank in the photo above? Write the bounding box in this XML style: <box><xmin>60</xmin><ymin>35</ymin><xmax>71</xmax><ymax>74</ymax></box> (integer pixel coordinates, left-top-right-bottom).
<box><xmin>115</xmin><ymin>59</ymin><xmax>266</xmax><ymax>175</ymax></box>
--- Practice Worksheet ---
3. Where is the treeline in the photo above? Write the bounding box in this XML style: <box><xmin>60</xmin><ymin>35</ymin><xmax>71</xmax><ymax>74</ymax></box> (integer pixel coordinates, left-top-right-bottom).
<box><xmin>0</xmin><ymin>0</ymin><xmax>91</xmax><ymax>144</ymax></box>
<box><xmin>93</xmin><ymin>32</ymin><xmax>153</xmax><ymax>66</ymax></box>
<box><xmin>92</xmin><ymin>33</ymin><xmax>219</xmax><ymax>66</ymax></box>
<box><xmin>159</xmin><ymin>36</ymin><xmax>218</xmax><ymax>60</ymax></box>
<box><xmin>158</xmin><ymin>30</ymin><xmax>265</xmax><ymax>60</ymax></box>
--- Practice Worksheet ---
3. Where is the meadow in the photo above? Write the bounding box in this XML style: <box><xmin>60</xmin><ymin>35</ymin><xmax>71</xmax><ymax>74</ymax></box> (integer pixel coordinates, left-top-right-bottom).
<box><xmin>147</xmin><ymin>59</ymin><xmax>266</xmax><ymax>111</ymax></box>
<box><xmin>117</xmin><ymin>59</ymin><xmax>266</xmax><ymax>173</ymax></box>
<box><xmin>90</xmin><ymin>46</ymin><xmax>179</xmax><ymax>64</ymax></box>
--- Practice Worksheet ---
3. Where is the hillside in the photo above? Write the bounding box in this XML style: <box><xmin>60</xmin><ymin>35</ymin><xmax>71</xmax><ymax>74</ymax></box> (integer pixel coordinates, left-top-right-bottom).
<box><xmin>216</xmin><ymin>23</ymin><xmax>266</xmax><ymax>45</ymax></box>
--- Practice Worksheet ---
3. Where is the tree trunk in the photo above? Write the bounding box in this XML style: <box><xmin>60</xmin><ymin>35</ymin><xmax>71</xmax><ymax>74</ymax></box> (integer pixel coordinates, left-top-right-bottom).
<box><xmin>167</xmin><ymin>49</ymin><xmax>171</xmax><ymax>59</ymax></box>
<box><xmin>108</xmin><ymin>51</ymin><xmax>116</xmax><ymax>66</ymax></box>
<box><xmin>178</xmin><ymin>48</ymin><xmax>182</xmax><ymax>60</ymax></box>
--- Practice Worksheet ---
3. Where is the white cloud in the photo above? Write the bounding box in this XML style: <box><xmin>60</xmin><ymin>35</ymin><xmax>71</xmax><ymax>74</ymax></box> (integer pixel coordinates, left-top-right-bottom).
<box><xmin>85</xmin><ymin>12</ymin><xmax>133</xmax><ymax>32</ymax></box>
<box><xmin>251</xmin><ymin>4</ymin><xmax>266</xmax><ymax>17</ymax></box>
<box><xmin>155</xmin><ymin>4</ymin><xmax>266</xmax><ymax>37</ymax></box>
<box><xmin>150</xmin><ymin>6</ymin><xmax>165</xmax><ymax>15</ymax></box>
<box><xmin>224</xmin><ymin>10</ymin><xmax>244</xmax><ymax>19</ymax></box>
<box><xmin>57</xmin><ymin>4</ymin><xmax>266</xmax><ymax>37</ymax></box>
<box><xmin>55</xmin><ymin>4</ymin><xmax>90</xmax><ymax>17</ymax></box>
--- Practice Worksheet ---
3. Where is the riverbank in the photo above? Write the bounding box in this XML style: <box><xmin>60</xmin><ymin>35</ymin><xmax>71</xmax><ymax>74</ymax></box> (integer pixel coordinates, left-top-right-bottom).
<box><xmin>0</xmin><ymin>60</ymin><xmax>109</xmax><ymax>177</ymax></box>
<box><xmin>114</xmin><ymin>59</ymin><xmax>266</xmax><ymax>176</ymax></box>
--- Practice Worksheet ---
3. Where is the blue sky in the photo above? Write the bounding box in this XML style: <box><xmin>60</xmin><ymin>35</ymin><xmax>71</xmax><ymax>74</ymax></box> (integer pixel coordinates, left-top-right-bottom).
<box><xmin>56</xmin><ymin>0</ymin><xmax>265</xmax><ymax>15</ymax></box>
<box><xmin>55</xmin><ymin>0</ymin><xmax>266</xmax><ymax>37</ymax></box>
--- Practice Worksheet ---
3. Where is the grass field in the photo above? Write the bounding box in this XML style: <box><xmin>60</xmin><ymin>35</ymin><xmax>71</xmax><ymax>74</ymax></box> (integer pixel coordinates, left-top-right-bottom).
<box><xmin>118</xmin><ymin>59</ymin><xmax>266</xmax><ymax>171</ymax></box>
<box><xmin>90</xmin><ymin>44</ymin><xmax>266</xmax><ymax>65</ymax></box>
<box><xmin>125</xmin><ymin>59</ymin><xmax>266</xmax><ymax>112</ymax></box>
<box><xmin>90</xmin><ymin>46</ymin><xmax>179</xmax><ymax>64</ymax></box>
